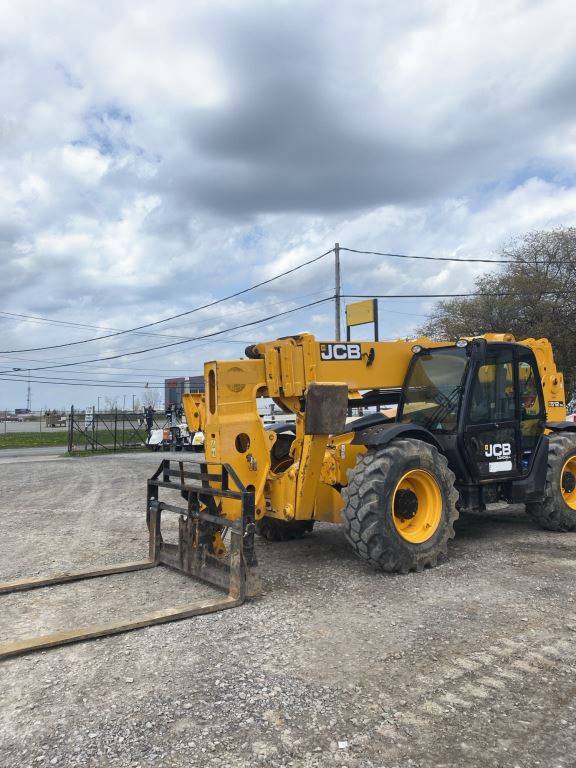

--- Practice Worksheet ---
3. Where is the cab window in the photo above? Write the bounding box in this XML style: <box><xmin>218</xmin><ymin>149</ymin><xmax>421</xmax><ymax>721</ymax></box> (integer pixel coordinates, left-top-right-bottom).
<box><xmin>468</xmin><ymin>350</ymin><xmax>515</xmax><ymax>424</ymax></box>
<box><xmin>400</xmin><ymin>347</ymin><xmax>468</xmax><ymax>433</ymax></box>
<box><xmin>518</xmin><ymin>359</ymin><xmax>542</xmax><ymax>420</ymax></box>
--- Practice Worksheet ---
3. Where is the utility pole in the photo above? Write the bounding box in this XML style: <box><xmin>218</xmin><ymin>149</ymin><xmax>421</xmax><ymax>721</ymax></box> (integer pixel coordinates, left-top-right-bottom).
<box><xmin>26</xmin><ymin>370</ymin><xmax>32</xmax><ymax>412</ymax></box>
<box><xmin>334</xmin><ymin>242</ymin><xmax>341</xmax><ymax>341</ymax></box>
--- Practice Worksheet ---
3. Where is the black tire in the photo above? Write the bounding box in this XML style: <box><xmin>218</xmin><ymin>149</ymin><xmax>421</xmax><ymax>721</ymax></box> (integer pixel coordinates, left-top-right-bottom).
<box><xmin>341</xmin><ymin>438</ymin><xmax>459</xmax><ymax>573</ymax></box>
<box><xmin>269</xmin><ymin>432</ymin><xmax>296</xmax><ymax>472</ymax></box>
<box><xmin>256</xmin><ymin>517</ymin><xmax>314</xmax><ymax>541</ymax></box>
<box><xmin>526</xmin><ymin>432</ymin><xmax>576</xmax><ymax>531</ymax></box>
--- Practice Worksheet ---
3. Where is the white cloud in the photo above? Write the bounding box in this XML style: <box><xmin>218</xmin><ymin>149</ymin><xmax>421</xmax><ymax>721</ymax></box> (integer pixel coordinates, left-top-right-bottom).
<box><xmin>1</xmin><ymin>0</ymin><xmax>576</xmax><ymax>408</ymax></box>
<box><xmin>60</xmin><ymin>145</ymin><xmax>109</xmax><ymax>184</ymax></box>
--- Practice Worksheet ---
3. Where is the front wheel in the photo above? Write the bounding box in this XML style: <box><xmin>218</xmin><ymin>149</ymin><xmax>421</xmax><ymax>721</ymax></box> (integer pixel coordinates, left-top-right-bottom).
<box><xmin>526</xmin><ymin>432</ymin><xmax>576</xmax><ymax>531</ymax></box>
<box><xmin>342</xmin><ymin>438</ymin><xmax>459</xmax><ymax>573</ymax></box>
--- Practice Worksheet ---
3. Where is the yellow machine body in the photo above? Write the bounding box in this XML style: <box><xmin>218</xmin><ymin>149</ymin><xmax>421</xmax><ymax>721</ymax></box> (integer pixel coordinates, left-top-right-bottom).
<box><xmin>183</xmin><ymin>333</ymin><xmax>566</xmax><ymax>526</ymax></box>
<box><xmin>0</xmin><ymin>332</ymin><xmax>569</xmax><ymax>661</ymax></box>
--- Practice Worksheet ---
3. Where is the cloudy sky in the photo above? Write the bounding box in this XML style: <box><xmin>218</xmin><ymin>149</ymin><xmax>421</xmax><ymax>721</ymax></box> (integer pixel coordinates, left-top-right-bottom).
<box><xmin>2</xmin><ymin>0</ymin><xmax>576</xmax><ymax>410</ymax></box>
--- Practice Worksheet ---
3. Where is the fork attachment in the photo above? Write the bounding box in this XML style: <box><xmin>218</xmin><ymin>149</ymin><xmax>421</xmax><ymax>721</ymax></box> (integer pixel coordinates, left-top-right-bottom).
<box><xmin>0</xmin><ymin>459</ymin><xmax>260</xmax><ymax>661</ymax></box>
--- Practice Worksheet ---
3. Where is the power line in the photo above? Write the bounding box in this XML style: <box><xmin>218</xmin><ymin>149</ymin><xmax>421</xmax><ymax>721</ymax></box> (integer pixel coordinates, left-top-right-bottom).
<box><xmin>0</xmin><ymin>297</ymin><xmax>333</xmax><ymax>374</ymax></box>
<box><xmin>0</xmin><ymin>289</ymin><xmax>334</xmax><ymax>376</ymax></box>
<box><xmin>378</xmin><ymin>306</ymin><xmax>430</xmax><ymax>317</ymax></box>
<box><xmin>4</xmin><ymin>242</ymin><xmax>571</xmax><ymax>355</ymax></box>
<box><xmin>0</xmin><ymin>248</ymin><xmax>334</xmax><ymax>354</ymax></box>
<box><xmin>0</xmin><ymin>334</ymin><xmax>258</xmax><ymax>368</ymax></box>
<box><xmin>6</xmin><ymin>240</ymin><xmax>567</xmax><ymax>374</ymax></box>
<box><xmin>0</xmin><ymin>328</ymin><xmax>262</xmax><ymax>375</ymax></box>
<box><xmin>134</xmin><ymin>287</ymin><xmax>334</xmax><ymax>335</ymax></box>
<box><xmin>0</xmin><ymin>288</ymin><xmax>332</xmax><ymax>368</ymax></box>
<box><xmin>342</xmin><ymin>289</ymin><xmax>576</xmax><ymax>299</ymax></box>
<box><xmin>0</xmin><ymin>348</ymin><xmax>246</xmax><ymax>376</ymax></box>
<box><xmin>0</xmin><ymin>374</ymin><xmax>164</xmax><ymax>389</ymax></box>
<box><xmin>0</xmin><ymin>363</ymin><xmax>174</xmax><ymax>380</ymax></box>
<box><xmin>340</xmin><ymin>246</ymin><xmax>575</xmax><ymax>265</ymax></box>
<box><xmin>0</xmin><ymin>285</ymin><xmax>331</xmax><ymax>341</ymax></box>
<box><xmin>0</xmin><ymin>372</ymin><xmax>166</xmax><ymax>386</ymax></box>
<box><xmin>0</xmin><ymin>312</ymin><xmax>197</xmax><ymax>341</ymax></box>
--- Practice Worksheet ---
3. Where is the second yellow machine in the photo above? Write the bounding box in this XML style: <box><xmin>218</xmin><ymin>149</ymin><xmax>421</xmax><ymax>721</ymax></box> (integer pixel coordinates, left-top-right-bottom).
<box><xmin>182</xmin><ymin>331</ymin><xmax>576</xmax><ymax>573</ymax></box>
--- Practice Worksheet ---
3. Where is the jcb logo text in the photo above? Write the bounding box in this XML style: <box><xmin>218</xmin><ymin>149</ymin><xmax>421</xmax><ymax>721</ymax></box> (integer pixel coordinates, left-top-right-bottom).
<box><xmin>320</xmin><ymin>343</ymin><xmax>362</xmax><ymax>361</ymax></box>
<box><xmin>484</xmin><ymin>443</ymin><xmax>512</xmax><ymax>459</ymax></box>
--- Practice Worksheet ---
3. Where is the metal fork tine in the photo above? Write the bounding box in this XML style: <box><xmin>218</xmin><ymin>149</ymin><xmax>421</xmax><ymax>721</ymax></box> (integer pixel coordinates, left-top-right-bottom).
<box><xmin>0</xmin><ymin>458</ymin><xmax>259</xmax><ymax>661</ymax></box>
<box><xmin>0</xmin><ymin>594</ymin><xmax>239</xmax><ymax>661</ymax></box>
<box><xmin>0</xmin><ymin>560</ymin><xmax>156</xmax><ymax>594</ymax></box>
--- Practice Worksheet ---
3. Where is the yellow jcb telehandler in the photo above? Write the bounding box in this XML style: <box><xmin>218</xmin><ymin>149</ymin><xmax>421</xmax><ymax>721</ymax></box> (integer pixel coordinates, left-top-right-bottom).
<box><xmin>2</xmin><ymin>332</ymin><xmax>575</xmax><ymax>659</ymax></box>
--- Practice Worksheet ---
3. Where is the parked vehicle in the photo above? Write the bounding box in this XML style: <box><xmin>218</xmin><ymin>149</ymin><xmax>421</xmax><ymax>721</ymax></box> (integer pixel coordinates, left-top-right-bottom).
<box><xmin>146</xmin><ymin>423</ymin><xmax>204</xmax><ymax>452</ymax></box>
<box><xmin>45</xmin><ymin>410</ymin><xmax>67</xmax><ymax>428</ymax></box>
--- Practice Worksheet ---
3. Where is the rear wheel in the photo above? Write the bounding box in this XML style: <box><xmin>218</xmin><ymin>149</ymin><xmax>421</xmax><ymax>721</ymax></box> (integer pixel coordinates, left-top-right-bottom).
<box><xmin>269</xmin><ymin>432</ymin><xmax>296</xmax><ymax>472</ymax></box>
<box><xmin>526</xmin><ymin>432</ymin><xmax>576</xmax><ymax>531</ymax></box>
<box><xmin>256</xmin><ymin>517</ymin><xmax>314</xmax><ymax>541</ymax></box>
<box><xmin>342</xmin><ymin>438</ymin><xmax>459</xmax><ymax>572</ymax></box>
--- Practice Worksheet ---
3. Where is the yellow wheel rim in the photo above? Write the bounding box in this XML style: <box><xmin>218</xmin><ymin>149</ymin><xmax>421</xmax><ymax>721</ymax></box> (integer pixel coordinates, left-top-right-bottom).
<box><xmin>392</xmin><ymin>469</ymin><xmax>442</xmax><ymax>544</ymax></box>
<box><xmin>560</xmin><ymin>456</ymin><xmax>576</xmax><ymax>509</ymax></box>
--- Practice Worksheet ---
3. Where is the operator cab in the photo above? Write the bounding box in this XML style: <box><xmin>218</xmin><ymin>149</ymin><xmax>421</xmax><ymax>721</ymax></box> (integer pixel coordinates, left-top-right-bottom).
<box><xmin>397</xmin><ymin>341</ymin><xmax>547</xmax><ymax>504</ymax></box>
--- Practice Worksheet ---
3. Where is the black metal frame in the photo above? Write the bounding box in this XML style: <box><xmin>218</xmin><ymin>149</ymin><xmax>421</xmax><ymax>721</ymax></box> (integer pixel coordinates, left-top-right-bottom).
<box><xmin>67</xmin><ymin>408</ymin><xmax>167</xmax><ymax>453</ymax></box>
<box><xmin>0</xmin><ymin>459</ymin><xmax>259</xmax><ymax>661</ymax></box>
<box><xmin>147</xmin><ymin>459</ymin><xmax>258</xmax><ymax>593</ymax></box>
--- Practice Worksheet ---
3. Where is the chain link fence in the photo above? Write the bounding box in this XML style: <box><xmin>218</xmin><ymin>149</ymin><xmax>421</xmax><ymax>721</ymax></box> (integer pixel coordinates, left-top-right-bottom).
<box><xmin>67</xmin><ymin>408</ymin><xmax>167</xmax><ymax>453</ymax></box>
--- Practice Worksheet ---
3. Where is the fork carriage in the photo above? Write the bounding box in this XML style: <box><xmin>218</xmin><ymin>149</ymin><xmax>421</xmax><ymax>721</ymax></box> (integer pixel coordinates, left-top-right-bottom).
<box><xmin>0</xmin><ymin>459</ymin><xmax>260</xmax><ymax>661</ymax></box>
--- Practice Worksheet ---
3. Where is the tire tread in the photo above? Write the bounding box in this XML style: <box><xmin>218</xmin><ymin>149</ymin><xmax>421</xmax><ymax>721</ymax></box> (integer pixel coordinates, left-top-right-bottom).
<box><xmin>342</xmin><ymin>438</ymin><xmax>459</xmax><ymax>573</ymax></box>
<box><xmin>526</xmin><ymin>432</ymin><xmax>576</xmax><ymax>532</ymax></box>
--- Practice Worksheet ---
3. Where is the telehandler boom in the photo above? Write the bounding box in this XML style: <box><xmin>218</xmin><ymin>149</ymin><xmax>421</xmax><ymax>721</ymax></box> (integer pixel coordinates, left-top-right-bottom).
<box><xmin>2</xmin><ymin>331</ymin><xmax>575</xmax><ymax>659</ymax></box>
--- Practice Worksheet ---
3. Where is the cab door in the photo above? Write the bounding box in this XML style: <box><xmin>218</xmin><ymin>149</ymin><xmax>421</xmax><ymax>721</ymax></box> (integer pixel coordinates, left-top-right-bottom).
<box><xmin>462</xmin><ymin>346</ymin><xmax>521</xmax><ymax>480</ymax></box>
<box><xmin>516</xmin><ymin>347</ymin><xmax>546</xmax><ymax>473</ymax></box>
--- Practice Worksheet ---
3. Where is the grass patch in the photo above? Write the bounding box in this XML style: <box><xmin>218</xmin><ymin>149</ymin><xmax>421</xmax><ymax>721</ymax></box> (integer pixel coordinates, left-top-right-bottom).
<box><xmin>0</xmin><ymin>432</ymin><xmax>70</xmax><ymax>449</ymax></box>
<box><xmin>0</xmin><ymin>429</ymin><xmax>149</xmax><ymax>451</ymax></box>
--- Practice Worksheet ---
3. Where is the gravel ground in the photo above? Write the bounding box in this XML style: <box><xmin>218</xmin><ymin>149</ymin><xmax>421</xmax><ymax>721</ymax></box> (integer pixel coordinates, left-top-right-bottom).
<box><xmin>1</xmin><ymin>453</ymin><xmax>576</xmax><ymax>768</ymax></box>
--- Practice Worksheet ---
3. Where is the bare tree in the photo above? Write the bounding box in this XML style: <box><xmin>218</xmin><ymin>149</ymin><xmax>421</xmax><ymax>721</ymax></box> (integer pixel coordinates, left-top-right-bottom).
<box><xmin>420</xmin><ymin>228</ymin><xmax>576</xmax><ymax>399</ymax></box>
<box><xmin>142</xmin><ymin>388</ymin><xmax>161</xmax><ymax>409</ymax></box>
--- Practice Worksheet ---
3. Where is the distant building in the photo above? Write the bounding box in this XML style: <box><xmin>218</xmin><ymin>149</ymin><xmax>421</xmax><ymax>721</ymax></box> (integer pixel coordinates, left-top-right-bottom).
<box><xmin>15</xmin><ymin>408</ymin><xmax>32</xmax><ymax>415</ymax></box>
<box><xmin>164</xmin><ymin>376</ymin><xmax>204</xmax><ymax>408</ymax></box>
